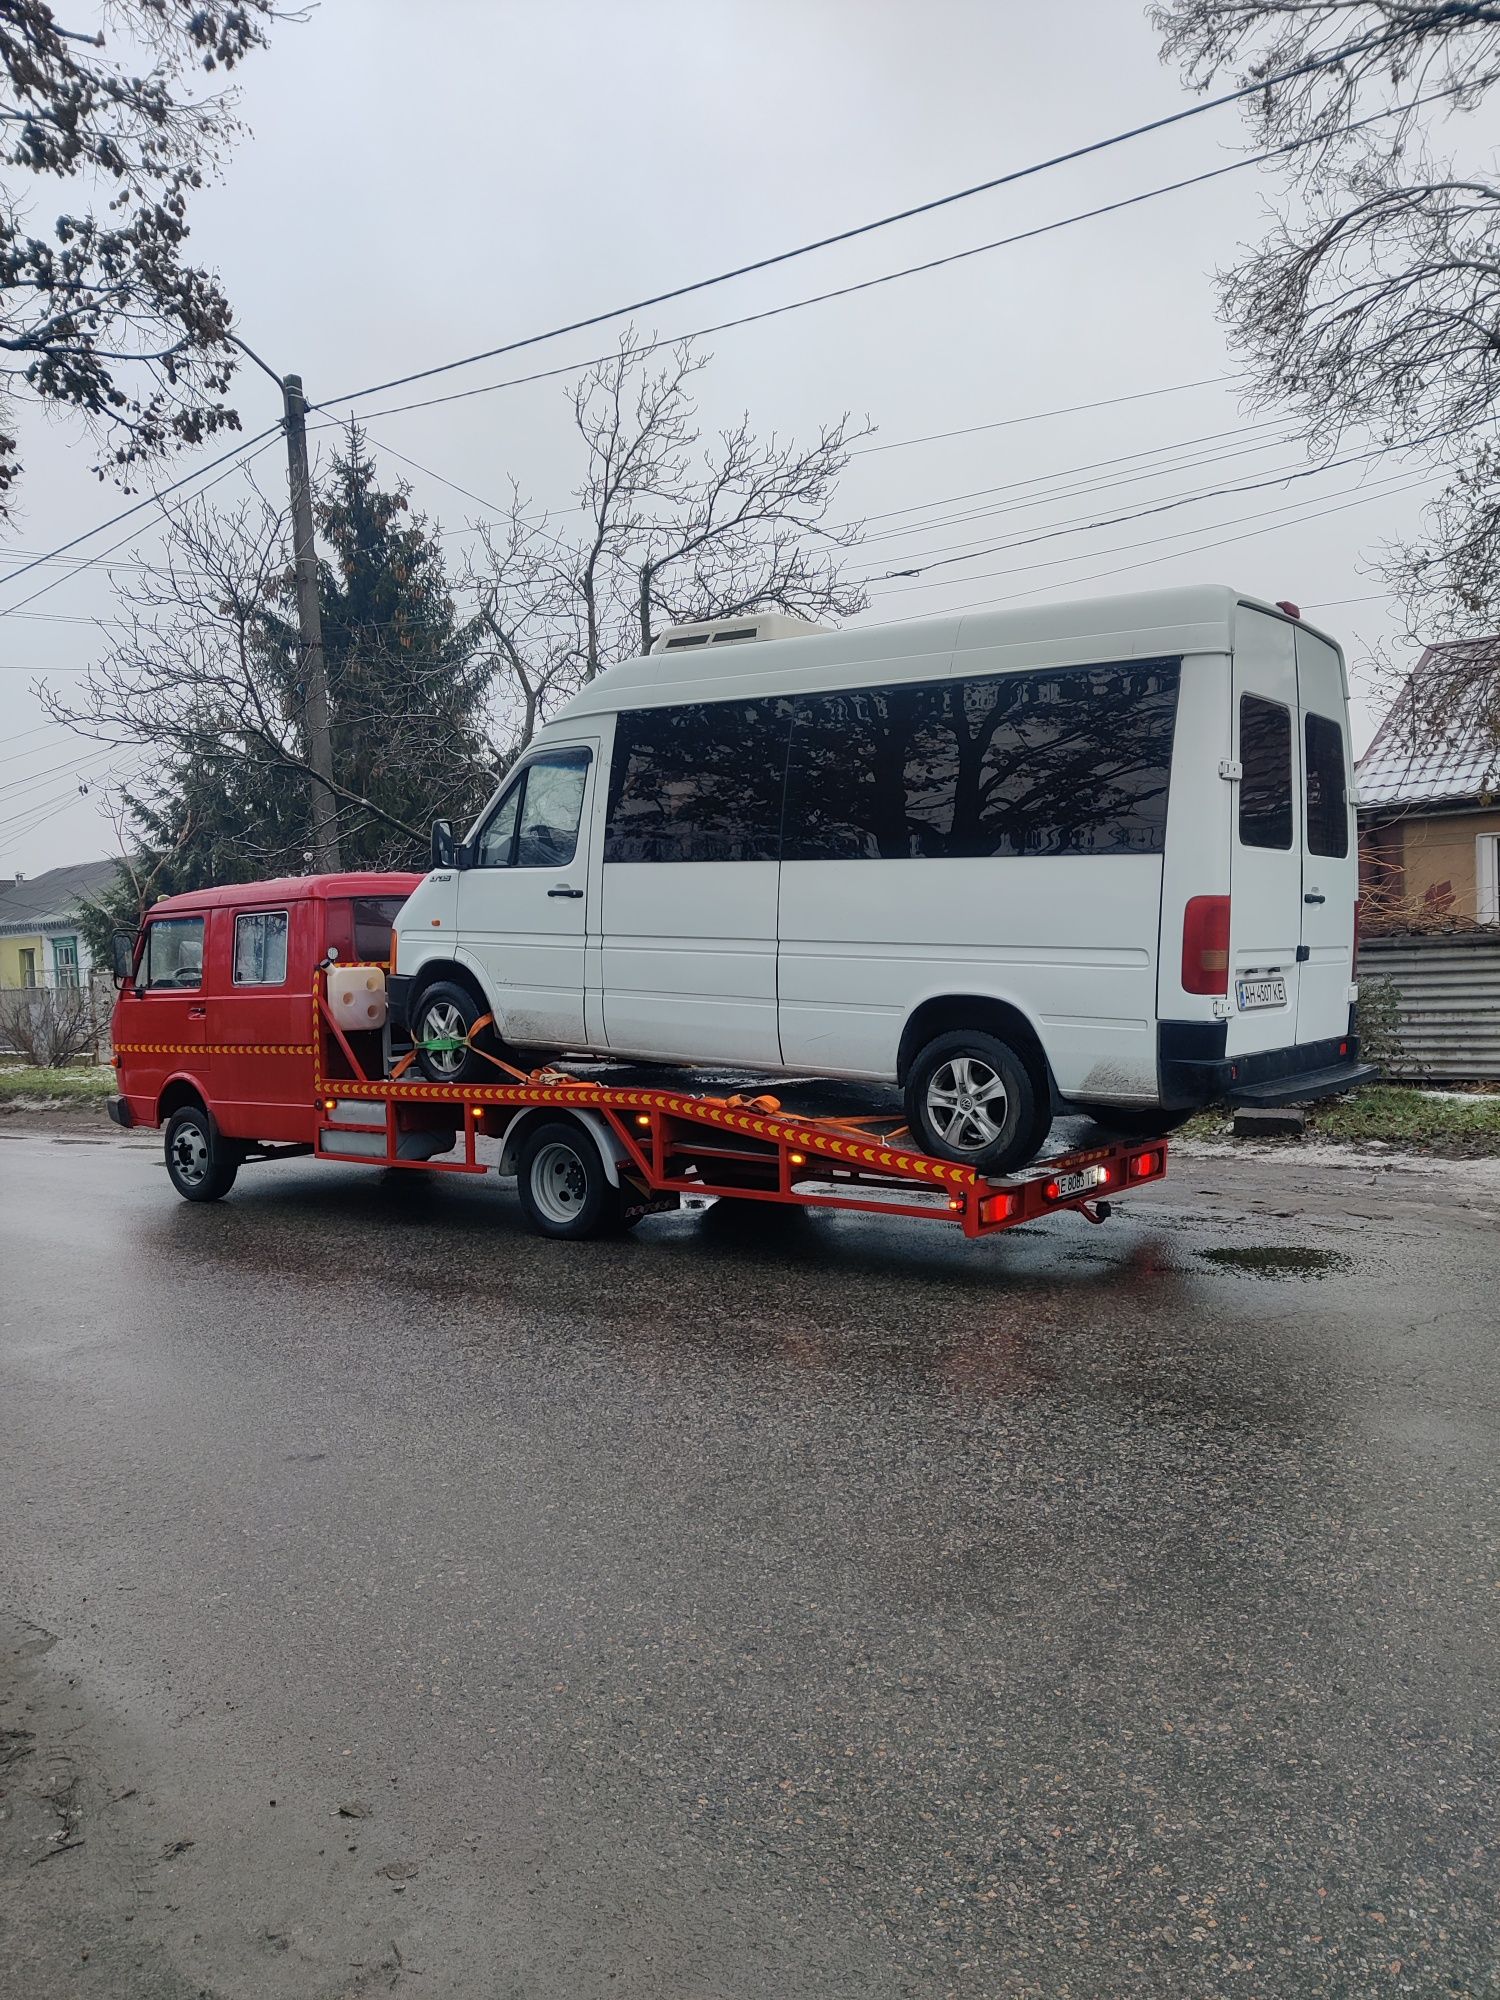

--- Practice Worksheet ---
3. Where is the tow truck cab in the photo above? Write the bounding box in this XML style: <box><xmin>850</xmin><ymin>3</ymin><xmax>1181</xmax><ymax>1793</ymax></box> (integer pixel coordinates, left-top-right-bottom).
<box><xmin>108</xmin><ymin>873</ymin><xmax>420</xmax><ymax>1146</ymax></box>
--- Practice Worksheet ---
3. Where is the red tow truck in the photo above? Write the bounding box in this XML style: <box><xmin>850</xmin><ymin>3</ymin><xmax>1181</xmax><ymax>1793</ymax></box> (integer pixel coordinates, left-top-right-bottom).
<box><xmin>109</xmin><ymin>874</ymin><xmax>1170</xmax><ymax>1242</ymax></box>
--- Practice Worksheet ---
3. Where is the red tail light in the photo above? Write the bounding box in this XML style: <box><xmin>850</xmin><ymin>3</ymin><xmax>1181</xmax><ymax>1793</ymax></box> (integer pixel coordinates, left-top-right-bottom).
<box><xmin>1182</xmin><ymin>895</ymin><xmax>1231</xmax><ymax>995</ymax></box>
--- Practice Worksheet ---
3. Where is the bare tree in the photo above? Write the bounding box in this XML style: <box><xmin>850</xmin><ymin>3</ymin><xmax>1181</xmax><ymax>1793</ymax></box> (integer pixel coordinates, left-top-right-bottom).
<box><xmin>0</xmin><ymin>981</ymin><xmax>94</xmax><ymax>1066</ymax></box>
<box><xmin>467</xmin><ymin>330</ymin><xmax>871</xmax><ymax>756</ymax></box>
<box><xmin>1155</xmin><ymin>2</ymin><xmax>1500</xmax><ymax>719</ymax></box>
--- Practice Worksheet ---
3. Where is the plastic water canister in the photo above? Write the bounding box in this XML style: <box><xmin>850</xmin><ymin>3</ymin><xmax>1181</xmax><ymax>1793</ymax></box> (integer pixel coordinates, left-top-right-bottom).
<box><xmin>329</xmin><ymin>966</ymin><xmax>388</xmax><ymax>1032</ymax></box>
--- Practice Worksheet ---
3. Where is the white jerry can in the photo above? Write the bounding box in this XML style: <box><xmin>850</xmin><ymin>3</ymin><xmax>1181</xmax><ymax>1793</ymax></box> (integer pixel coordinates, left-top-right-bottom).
<box><xmin>327</xmin><ymin>964</ymin><xmax>388</xmax><ymax>1032</ymax></box>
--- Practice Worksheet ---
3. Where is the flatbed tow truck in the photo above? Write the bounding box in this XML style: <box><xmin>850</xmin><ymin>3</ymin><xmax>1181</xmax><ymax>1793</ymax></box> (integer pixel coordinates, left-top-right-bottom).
<box><xmin>298</xmin><ymin>968</ymin><xmax>1169</xmax><ymax>1242</ymax></box>
<box><xmin>106</xmin><ymin>872</ymin><xmax>1170</xmax><ymax>1244</ymax></box>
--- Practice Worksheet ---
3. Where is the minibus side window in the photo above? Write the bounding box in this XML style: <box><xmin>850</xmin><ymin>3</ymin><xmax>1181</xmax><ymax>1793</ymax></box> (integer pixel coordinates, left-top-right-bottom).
<box><xmin>1304</xmin><ymin>712</ymin><xmax>1349</xmax><ymax>858</ymax></box>
<box><xmin>142</xmin><ymin>915</ymin><xmax>204</xmax><ymax>989</ymax></box>
<box><xmin>233</xmin><ymin>910</ymin><xmax>289</xmax><ymax>985</ymax></box>
<box><xmin>1239</xmin><ymin>695</ymin><xmax>1294</xmax><ymax>849</ymax></box>
<box><xmin>784</xmin><ymin>660</ymin><xmax>1180</xmax><ymax>861</ymax></box>
<box><xmin>605</xmin><ymin>700</ymin><xmax>792</xmax><ymax>863</ymax></box>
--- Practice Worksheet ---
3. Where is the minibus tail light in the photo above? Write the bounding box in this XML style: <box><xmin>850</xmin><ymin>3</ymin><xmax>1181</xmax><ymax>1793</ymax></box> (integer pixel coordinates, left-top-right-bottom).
<box><xmin>1182</xmin><ymin>895</ymin><xmax>1231</xmax><ymax>995</ymax></box>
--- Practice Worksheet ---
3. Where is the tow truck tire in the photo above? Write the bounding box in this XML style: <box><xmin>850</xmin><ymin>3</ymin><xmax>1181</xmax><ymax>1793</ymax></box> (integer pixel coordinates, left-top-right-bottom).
<box><xmin>410</xmin><ymin>980</ymin><xmax>499</xmax><ymax>1086</ymax></box>
<box><xmin>904</xmin><ymin>1028</ymin><xmax>1039</xmax><ymax>1175</ymax></box>
<box><xmin>164</xmin><ymin>1105</ymin><xmax>242</xmax><ymax>1203</ymax></box>
<box><xmin>516</xmin><ymin>1120</ymin><xmax>629</xmax><ymax>1240</ymax></box>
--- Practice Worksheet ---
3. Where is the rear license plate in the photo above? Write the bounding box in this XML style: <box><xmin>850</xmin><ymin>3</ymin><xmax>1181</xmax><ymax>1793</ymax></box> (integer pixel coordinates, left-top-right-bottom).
<box><xmin>1051</xmin><ymin>1166</ymin><xmax>1106</xmax><ymax>1198</ymax></box>
<box><xmin>1237</xmin><ymin>976</ymin><xmax>1287</xmax><ymax>1010</ymax></box>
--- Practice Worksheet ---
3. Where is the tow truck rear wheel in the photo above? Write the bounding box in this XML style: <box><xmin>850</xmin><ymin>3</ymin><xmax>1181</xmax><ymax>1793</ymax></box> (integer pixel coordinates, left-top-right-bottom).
<box><xmin>516</xmin><ymin>1120</ymin><xmax>633</xmax><ymax>1240</ymax></box>
<box><xmin>164</xmin><ymin>1105</ymin><xmax>242</xmax><ymax>1203</ymax></box>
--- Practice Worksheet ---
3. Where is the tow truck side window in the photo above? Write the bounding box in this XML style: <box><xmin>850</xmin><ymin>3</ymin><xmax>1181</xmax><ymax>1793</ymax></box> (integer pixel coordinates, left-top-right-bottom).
<box><xmin>143</xmin><ymin>916</ymin><xmax>205</xmax><ymax>990</ymax></box>
<box><xmin>234</xmin><ymin>910</ymin><xmax>289</xmax><ymax>986</ymax></box>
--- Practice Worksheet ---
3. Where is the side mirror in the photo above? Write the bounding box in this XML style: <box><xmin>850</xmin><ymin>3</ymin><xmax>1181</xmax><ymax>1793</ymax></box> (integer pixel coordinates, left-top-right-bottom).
<box><xmin>109</xmin><ymin>930</ymin><xmax>136</xmax><ymax>981</ymax></box>
<box><xmin>430</xmin><ymin>819</ymin><xmax>455</xmax><ymax>869</ymax></box>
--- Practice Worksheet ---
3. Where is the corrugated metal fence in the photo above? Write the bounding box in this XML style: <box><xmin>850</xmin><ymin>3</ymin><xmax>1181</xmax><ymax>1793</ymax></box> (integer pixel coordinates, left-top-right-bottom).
<box><xmin>1360</xmin><ymin>932</ymin><xmax>1500</xmax><ymax>1080</ymax></box>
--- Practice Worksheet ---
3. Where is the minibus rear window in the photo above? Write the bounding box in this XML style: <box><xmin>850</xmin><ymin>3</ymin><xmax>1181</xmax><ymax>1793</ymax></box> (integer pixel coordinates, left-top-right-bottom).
<box><xmin>1304</xmin><ymin>711</ymin><xmax>1349</xmax><ymax>857</ymax></box>
<box><xmin>783</xmin><ymin>660</ymin><xmax>1180</xmax><ymax>862</ymax></box>
<box><xmin>1239</xmin><ymin>695</ymin><xmax>1294</xmax><ymax>849</ymax></box>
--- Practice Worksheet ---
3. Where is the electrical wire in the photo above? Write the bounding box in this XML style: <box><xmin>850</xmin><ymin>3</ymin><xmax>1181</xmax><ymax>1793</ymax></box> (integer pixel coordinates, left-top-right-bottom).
<box><xmin>0</xmin><ymin>424</ymin><xmax>281</xmax><ymax>603</ymax></box>
<box><xmin>317</xmin><ymin>33</ymin><xmax>1402</xmax><ymax>414</ymax></box>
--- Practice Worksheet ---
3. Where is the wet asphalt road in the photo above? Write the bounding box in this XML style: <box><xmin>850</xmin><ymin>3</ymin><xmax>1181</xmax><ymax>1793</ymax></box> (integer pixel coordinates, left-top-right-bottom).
<box><xmin>1</xmin><ymin>1125</ymin><xmax>1497</xmax><ymax>2000</ymax></box>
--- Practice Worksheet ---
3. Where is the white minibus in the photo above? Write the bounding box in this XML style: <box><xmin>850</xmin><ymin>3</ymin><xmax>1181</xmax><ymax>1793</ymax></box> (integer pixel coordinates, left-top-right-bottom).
<box><xmin>391</xmin><ymin>585</ymin><xmax>1371</xmax><ymax>1174</ymax></box>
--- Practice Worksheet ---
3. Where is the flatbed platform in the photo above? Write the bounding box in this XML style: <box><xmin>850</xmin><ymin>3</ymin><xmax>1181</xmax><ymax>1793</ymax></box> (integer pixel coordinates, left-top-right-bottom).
<box><xmin>312</xmin><ymin>972</ymin><xmax>1170</xmax><ymax>1240</ymax></box>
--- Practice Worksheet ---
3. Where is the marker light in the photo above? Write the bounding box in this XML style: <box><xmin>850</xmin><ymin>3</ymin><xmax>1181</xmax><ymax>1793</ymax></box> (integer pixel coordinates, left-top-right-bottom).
<box><xmin>948</xmin><ymin>1197</ymin><xmax>964</xmax><ymax>1212</ymax></box>
<box><xmin>1045</xmin><ymin>1181</ymin><xmax>1061</xmax><ymax>1201</ymax></box>
<box><xmin>979</xmin><ymin>1192</ymin><xmax>1013</xmax><ymax>1224</ymax></box>
<box><xmin>1130</xmin><ymin>1150</ymin><xmax>1162</xmax><ymax>1179</ymax></box>
<box><xmin>789</xmin><ymin>1151</ymin><xmax>806</xmax><ymax>1166</ymax></box>
<box><xmin>636</xmin><ymin>1113</ymin><xmax>651</xmax><ymax>1127</ymax></box>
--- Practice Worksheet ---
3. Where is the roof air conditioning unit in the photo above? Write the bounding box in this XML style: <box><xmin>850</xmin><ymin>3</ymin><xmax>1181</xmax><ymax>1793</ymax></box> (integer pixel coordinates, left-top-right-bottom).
<box><xmin>651</xmin><ymin>612</ymin><xmax>830</xmax><ymax>655</ymax></box>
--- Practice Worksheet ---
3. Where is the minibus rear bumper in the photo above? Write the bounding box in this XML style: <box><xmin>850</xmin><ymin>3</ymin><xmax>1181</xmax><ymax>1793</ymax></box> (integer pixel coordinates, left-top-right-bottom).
<box><xmin>106</xmin><ymin>1093</ymin><xmax>133</xmax><ymax>1129</ymax></box>
<box><xmin>1158</xmin><ymin>1018</ymin><xmax>1377</xmax><ymax>1109</ymax></box>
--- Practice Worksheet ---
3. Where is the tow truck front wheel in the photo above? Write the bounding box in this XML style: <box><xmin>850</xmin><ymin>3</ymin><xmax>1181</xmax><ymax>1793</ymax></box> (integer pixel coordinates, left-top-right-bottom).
<box><xmin>164</xmin><ymin>1105</ymin><xmax>242</xmax><ymax>1203</ymax></box>
<box><xmin>516</xmin><ymin>1121</ymin><xmax>633</xmax><ymax>1240</ymax></box>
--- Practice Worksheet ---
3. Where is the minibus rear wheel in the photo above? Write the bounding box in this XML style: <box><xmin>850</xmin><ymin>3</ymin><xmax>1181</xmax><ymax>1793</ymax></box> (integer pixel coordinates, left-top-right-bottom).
<box><xmin>164</xmin><ymin>1105</ymin><xmax>242</xmax><ymax>1203</ymax></box>
<box><xmin>904</xmin><ymin>1030</ymin><xmax>1038</xmax><ymax>1175</ymax></box>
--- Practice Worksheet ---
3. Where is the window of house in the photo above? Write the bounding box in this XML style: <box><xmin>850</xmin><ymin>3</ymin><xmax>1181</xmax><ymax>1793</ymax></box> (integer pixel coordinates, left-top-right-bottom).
<box><xmin>1238</xmin><ymin>695</ymin><xmax>1294</xmax><ymax>850</ymax></box>
<box><xmin>233</xmin><ymin>910</ymin><xmax>289</xmax><ymax>985</ymax></box>
<box><xmin>143</xmin><ymin>916</ymin><xmax>204</xmax><ymax>989</ymax></box>
<box><xmin>18</xmin><ymin>946</ymin><xmax>37</xmax><ymax>988</ymax></box>
<box><xmin>1304</xmin><ymin>711</ymin><xmax>1349</xmax><ymax>858</ymax></box>
<box><xmin>1479</xmin><ymin>834</ymin><xmax>1500</xmax><ymax>927</ymax></box>
<box><xmin>52</xmin><ymin>936</ymin><xmax>80</xmax><ymax>988</ymax></box>
<box><xmin>605</xmin><ymin>701</ymin><xmax>793</xmax><ymax>863</ymax></box>
<box><xmin>782</xmin><ymin>661</ymin><xmax>1181</xmax><ymax>861</ymax></box>
<box><xmin>476</xmin><ymin>749</ymin><xmax>591</xmax><ymax>868</ymax></box>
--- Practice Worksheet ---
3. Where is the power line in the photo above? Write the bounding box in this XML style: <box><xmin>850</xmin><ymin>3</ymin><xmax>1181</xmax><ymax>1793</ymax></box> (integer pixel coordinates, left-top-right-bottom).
<box><xmin>0</xmin><ymin>434</ymin><xmax>282</xmax><ymax>620</ymax></box>
<box><xmin>851</xmin><ymin>377</ymin><xmax>1233</xmax><ymax>456</ymax></box>
<box><xmin>892</xmin><ymin>475</ymin><xmax>1437</xmax><ymax>624</ymax></box>
<box><xmin>325</xmin><ymin>79</ymin><xmax>1461</xmax><ymax>438</ymax></box>
<box><xmin>317</xmin><ymin>34</ymin><xmax>1397</xmax><ymax>415</ymax></box>
<box><xmin>0</xmin><ymin>424</ymin><xmax>281</xmax><ymax>603</ymax></box>
<box><xmin>867</xmin><ymin>468</ymin><xmax>1425</xmax><ymax>605</ymax></box>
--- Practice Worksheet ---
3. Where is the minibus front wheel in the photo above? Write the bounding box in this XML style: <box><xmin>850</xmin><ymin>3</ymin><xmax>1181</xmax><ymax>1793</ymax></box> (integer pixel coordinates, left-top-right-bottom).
<box><xmin>904</xmin><ymin>1030</ymin><xmax>1039</xmax><ymax>1175</ymax></box>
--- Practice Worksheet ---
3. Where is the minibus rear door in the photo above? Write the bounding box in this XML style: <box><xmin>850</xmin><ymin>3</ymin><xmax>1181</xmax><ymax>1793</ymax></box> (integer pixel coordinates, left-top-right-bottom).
<box><xmin>1293</xmin><ymin>626</ymin><xmax>1356</xmax><ymax>1046</ymax></box>
<box><xmin>1228</xmin><ymin>610</ymin><xmax>1303</xmax><ymax>1055</ymax></box>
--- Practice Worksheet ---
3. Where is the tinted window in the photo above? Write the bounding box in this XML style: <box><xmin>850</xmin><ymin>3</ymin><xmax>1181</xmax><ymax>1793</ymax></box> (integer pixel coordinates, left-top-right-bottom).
<box><xmin>1239</xmin><ymin>695</ymin><xmax>1294</xmax><ymax>849</ymax></box>
<box><xmin>144</xmin><ymin>916</ymin><xmax>204</xmax><ymax>990</ymax></box>
<box><xmin>783</xmin><ymin>661</ymin><xmax>1180</xmax><ymax>861</ymax></box>
<box><xmin>1304</xmin><ymin>711</ymin><xmax>1349</xmax><ymax>857</ymax></box>
<box><xmin>352</xmin><ymin>897</ymin><xmax>406</xmax><ymax>962</ymax></box>
<box><xmin>476</xmin><ymin>749</ymin><xmax>590</xmax><ymax>868</ymax></box>
<box><xmin>605</xmin><ymin>700</ymin><xmax>792</xmax><ymax>863</ymax></box>
<box><xmin>233</xmin><ymin>910</ymin><xmax>289</xmax><ymax>985</ymax></box>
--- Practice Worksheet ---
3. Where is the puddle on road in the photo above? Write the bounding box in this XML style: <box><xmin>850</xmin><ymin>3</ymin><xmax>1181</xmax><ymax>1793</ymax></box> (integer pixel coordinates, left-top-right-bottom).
<box><xmin>1198</xmin><ymin>1244</ymin><xmax>1352</xmax><ymax>1279</ymax></box>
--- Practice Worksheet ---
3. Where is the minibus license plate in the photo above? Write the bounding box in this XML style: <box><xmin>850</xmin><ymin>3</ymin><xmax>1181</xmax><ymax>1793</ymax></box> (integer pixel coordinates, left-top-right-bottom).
<box><xmin>1237</xmin><ymin>976</ymin><xmax>1286</xmax><ymax>1010</ymax></box>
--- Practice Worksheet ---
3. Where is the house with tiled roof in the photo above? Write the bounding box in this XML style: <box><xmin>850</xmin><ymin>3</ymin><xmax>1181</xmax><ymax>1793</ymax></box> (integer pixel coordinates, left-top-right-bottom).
<box><xmin>1357</xmin><ymin>642</ymin><xmax>1500</xmax><ymax>928</ymax></box>
<box><xmin>0</xmin><ymin>859</ymin><xmax>119</xmax><ymax>988</ymax></box>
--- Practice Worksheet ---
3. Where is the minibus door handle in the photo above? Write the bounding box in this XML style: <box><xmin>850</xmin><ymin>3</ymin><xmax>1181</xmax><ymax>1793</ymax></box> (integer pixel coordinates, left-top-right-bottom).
<box><xmin>548</xmin><ymin>886</ymin><xmax>583</xmax><ymax>899</ymax></box>
<box><xmin>188</xmin><ymin>1004</ymin><xmax>206</xmax><ymax>1019</ymax></box>
<box><xmin>1303</xmin><ymin>890</ymin><xmax>1326</xmax><ymax>904</ymax></box>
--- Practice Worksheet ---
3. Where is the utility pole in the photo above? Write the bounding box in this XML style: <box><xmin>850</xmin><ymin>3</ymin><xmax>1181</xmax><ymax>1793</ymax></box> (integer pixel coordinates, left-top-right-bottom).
<box><xmin>282</xmin><ymin>373</ymin><xmax>341</xmax><ymax>873</ymax></box>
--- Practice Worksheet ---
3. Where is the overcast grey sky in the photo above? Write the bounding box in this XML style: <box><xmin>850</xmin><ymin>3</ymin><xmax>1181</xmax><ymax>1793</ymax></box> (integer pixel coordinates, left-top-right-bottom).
<box><xmin>2</xmin><ymin>0</ymin><xmax>1490</xmax><ymax>875</ymax></box>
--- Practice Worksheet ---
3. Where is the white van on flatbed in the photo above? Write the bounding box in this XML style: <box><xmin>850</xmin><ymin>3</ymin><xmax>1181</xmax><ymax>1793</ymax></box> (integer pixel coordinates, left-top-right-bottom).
<box><xmin>391</xmin><ymin>585</ymin><xmax>1373</xmax><ymax>1174</ymax></box>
